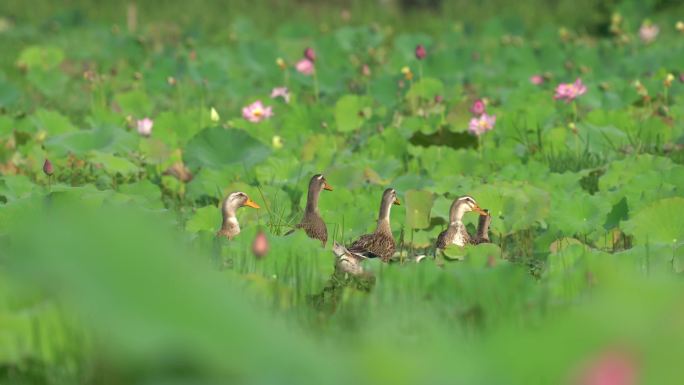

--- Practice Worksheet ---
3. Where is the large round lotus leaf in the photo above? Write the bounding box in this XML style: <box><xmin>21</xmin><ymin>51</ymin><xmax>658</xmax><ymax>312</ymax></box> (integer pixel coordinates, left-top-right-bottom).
<box><xmin>462</xmin><ymin>243</ymin><xmax>502</xmax><ymax>268</ymax></box>
<box><xmin>0</xmin><ymin>175</ymin><xmax>36</xmax><ymax>202</ymax></box>
<box><xmin>430</xmin><ymin>195</ymin><xmax>452</xmax><ymax>222</ymax></box>
<box><xmin>334</xmin><ymin>95</ymin><xmax>370</xmax><ymax>132</ymax></box>
<box><xmin>406</xmin><ymin>77</ymin><xmax>444</xmax><ymax>104</ymax></box>
<box><xmin>622</xmin><ymin>197</ymin><xmax>684</xmax><ymax>247</ymax></box>
<box><xmin>114</xmin><ymin>89</ymin><xmax>152</xmax><ymax>118</ymax></box>
<box><xmin>549</xmin><ymin>191</ymin><xmax>612</xmax><ymax>236</ymax></box>
<box><xmin>466</xmin><ymin>182</ymin><xmax>550</xmax><ymax>235</ymax></box>
<box><xmin>184</xmin><ymin>127</ymin><xmax>270</xmax><ymax>170</ymax></box>
<box><xmin>16</xmin><ymin>45</ymin><xmax>64</xmax><ymax>70</ymax></box>
<box><xmin>599</xmin><ymin>155</ymin><xmax>681</xmax><ymax>213</ymax></box>
<box><xmin>186</xmin><ymin>205</ymin><xmax>221</xmax><ymax>234</ymax></box>
<box><xmin>89</xmin><ymin>151</ymin><xmax>139</xmax><ymax>176</ymax></box>
<box><xmin>255</xmin><ymin>155</ymin><xmax>315</xmax><ymax>187</ymax></box>
<box><xmin>441</xmin><ymin>244</ymin><xmax>465</xmax><ymax>261</ymax></box>
<box><xmin>615</xmin><ymin>244</ymin><xmax>684</xmax><ymax>274</ymax></box>
<box><xmin>31</xmin><ymin>109</ymin><xmax>78</xmax><ymax>135</ymax></box>
<box><xmin>404</xmin><ymin>189</ymin><xmax>433</xmax><ymax>230</ymax></box>
<box><xmin>45</xmin><ymin>127</ymin><xmax>137</xmax><ymax>157</ymax></box>
<box><xmin>27</xmin><ymin>69</ymin><xmax>68</xmax><ymax>98</ymax></box>
<box><xmin>185</xmin><ymin>166</ymin><xmax>243</xmax><ymax>202</ymax></box>
<box><xmin>118</xmin><ymin>180</ymin><xmax>162</xmax><ymax>208</ymax></box>
<box><xmin>152</xmin><ymin>111</ymin><xmax>206</xmax><ymax>147</ymax></box>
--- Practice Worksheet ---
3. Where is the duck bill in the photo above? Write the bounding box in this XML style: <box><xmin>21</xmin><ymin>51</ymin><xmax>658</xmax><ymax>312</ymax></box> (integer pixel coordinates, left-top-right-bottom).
<box><xmin>244</xmin><ymin>198</ymin><xmax>260</xmax><ymax>209</ymax></box>
<box><xmin>323</xmin><ymin>182</ymin><xmax>334</xmax><ymax>191</ymax></box>
<box><xmin>473</xmin><ymin>205</ymin><xmax>486</xmax><ymax>215</ymax></box>
<box><xmin>393</xmin><ymin>198</ymin><xmax>401</xmax><ymax>206</ymax></box>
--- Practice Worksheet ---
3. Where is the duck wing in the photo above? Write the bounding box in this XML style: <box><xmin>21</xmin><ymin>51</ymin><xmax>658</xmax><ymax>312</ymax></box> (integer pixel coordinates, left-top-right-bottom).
<box><xmin>348</xmin><ymin>233</ymin><xmax>395</xmax><ymax>261</ymax></box>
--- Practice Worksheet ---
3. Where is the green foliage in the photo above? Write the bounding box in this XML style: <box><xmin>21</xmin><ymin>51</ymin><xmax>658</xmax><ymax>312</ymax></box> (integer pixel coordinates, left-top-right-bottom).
<box><xmin>184</xmin><ymin>127</ymin><xmax>271</xmax><ymax>170</ymax></box>
<box><xmin>1</xmin><ymin>1</ymin><xmax>684</xmax><ymax>384</ymax></box>
<box><xmin>334</xmin><ymin>94</ymin><xmax>371</xmax><ymax>132</ymax></box>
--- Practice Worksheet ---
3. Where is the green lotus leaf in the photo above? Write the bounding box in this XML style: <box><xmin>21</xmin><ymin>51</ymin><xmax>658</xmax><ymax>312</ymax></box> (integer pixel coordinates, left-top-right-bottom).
<box><xmin>185</xmin><ymin>205</ymin><xmax>221</xmax><ymax>234</ymax></box>
<box><xmin>16</xmin><ymin>45</ymin><xmax>64</xmax><ymax>70</ymax></box>
<box><xmin>405</xmin><ymin>77</ymin><xmax>444</xmax><ymax>103</ymax></box>
<box><xmin>549</xmin><ymin>191</ymin><xmax>612</xmax><ymax>236</ymax></box>
<box><xmin>404</xmin><ymin>189</ymin><xmax>433</xmax><ymax>230</ymax></box>
<box><xmin>442</xmin><ymin>244</ymin><xmax>465</xmax><ymax>261</ymax></box>
<box><xmin>118</xmin><ymin>180</ymin><xmax>162</xmax><ymax>207</ymax></box>
<box><xmin>0</xmin><ymin>175</ymin><xmax>36</xmax><ymax>202</ymax></box>
<box><xmin>114</xmin><ymin>89</ymin><xmax>153</xmax><ymax>118</ymax></box>
<box><xmin>463</xmin><ymin>243</ymin><xmax>502</xmax><ymax>268</ymax></box>
<box><xmin>622</xmin><ymin>197</ymin><xmax>684</xmax><ymax>247</ymax></box>
<box><xmin>89</xmin><ymin>151</ymin><xmax>139</xmax><ymax>176</ymax></box>
<box><xmin>27</xmin><ymin>68</ymin><xmax>69</xmax><ymax>98</ymax></box>
<box><xmin>31</xmin><ymin>109</ymin><xmax>78</xmax><ymax>135</ymax></box>
<box><xmin>45</xmin><ymin>126</ymin><xmax>137</xmax><ymax>157</ymax></box>
<box><xmin>334</xmin><ymin>94</ymin><xmax>370</xmax><ymax>132</ymax></box>
<box><xmin>184</xmin><ymin>127</ymin><xmax>271</xmax><ymax>170</ymax></box>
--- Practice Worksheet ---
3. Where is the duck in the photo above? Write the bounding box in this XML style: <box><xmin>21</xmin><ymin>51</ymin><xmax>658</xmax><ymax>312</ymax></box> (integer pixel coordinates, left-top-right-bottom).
<box><xmin>339</xmin><ymin>188</ymin><xmax>401</xmax><ymax>262</ymax></box>
<box><xmin>436</xmin><ymin>195</ymin><xmax>486</xmax><ymax>249</ymax></box>
<box><xmin>216</xmin><ymin>191</ymin><xmax>260</xmax><ymax>239</ymax></box>
<box><xmin>333</xmin><ymin>242</ymin><xmax>365</xmax><ymax>275</ymax></box>
<box><xmin>286</xmin><ymin>174</ymin><xmax>333</xmax><ymax>246</ymax></box>
<box><xmin>473</xmin><ymin>209</ymin><xmax>492</xmax><ymax>245</ymax></box>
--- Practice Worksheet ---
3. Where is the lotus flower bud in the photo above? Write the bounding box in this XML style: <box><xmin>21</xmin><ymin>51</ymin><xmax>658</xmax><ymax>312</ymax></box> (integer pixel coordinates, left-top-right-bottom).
<box><xmin>252</xmin><ymin>230</ymin><xmax>269</xmax><ymax>258</ymax></box>
<box><xmin>415</xmin><ymin>44</ymin><xmax>426</xmax><ymax>60</ymax></box>
<box><xmin>304</xmin><ymin>47</ymin><xmax>316</xmax><ymax>62</ymax></box>
<box><xmin>664</xmin><ymin>73</ymin><xmax>675</xmax><ymax>88</ymax></box>
<box><xmin>43</xmin><ymin>158</ymin><xmax>54</xmax><ymax>176</ymax></box>
<box><xmin>470</xmin><ymin>99</ymin><xmax>486</xmax><ymax>116</ymax></box>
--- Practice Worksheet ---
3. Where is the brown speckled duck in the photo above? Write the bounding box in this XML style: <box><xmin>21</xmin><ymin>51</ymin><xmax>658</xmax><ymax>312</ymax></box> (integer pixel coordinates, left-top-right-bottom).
<box><xmin>436</xmin><ymin>195</ymin><xmax>486</xmax><ymax>249</ymax></box>
<box><xmin>287</xmin><ymin>174</ymin><xmax>333</xmax><ymax>246</ymax></box>
<box><xmin>216</xmin><ymin>191</ymin><xmax>260</xmax><ymax>239</ymax></box>
<box><xmin>342</xmin><ymin>188</ymin><xmax>400</xmax><ymax>262</ymax></box>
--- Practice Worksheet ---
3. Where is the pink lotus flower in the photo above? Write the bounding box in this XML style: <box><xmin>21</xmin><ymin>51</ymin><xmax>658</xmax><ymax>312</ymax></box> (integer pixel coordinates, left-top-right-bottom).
<box><xmin>639</xmin><ymin>23</ymin><xmax>659</xmax><ymax>44</ymax></box>
<box><xmin>554</xmin><ymin>78</ymin><xmax>587</xmax><ymax>103</ymax></box>
<box><xmin>270</xmin><ymin>87</ymin><xmax>290</xmax><ymax>103</ymax></box>
<box><xmin>304</xmin><ymin>47</ymin><xmax>316</xmax><ymax>62</ymax></box>
<box><xmin>470</xmin><ymin>99</ymin><xmax>486</xmax><ymax>115</ymax></box>
<box><xmin>530</xmin><ymin>74</ymin><xmax>544</xmax><ymax>85</ymax></box>
<box><xmin>415</xmin><ymin>44</ymin><xmax>426</xmax><ymax>60</ymax></box>
<box><xmin>136</xmin><ymin>117</ymin><xmax>153</xmax><ymax>137</ymax></box>
<box><xmin>468</xmin><ymin>113</ymin><xmax>496</xmax><ymax>136</ymax></box>
<box><xmin>242</xmin><ymin>100</ymin><xmax>273</xmax><ymax>123</ymax></box>
<box><xmin>573</xmin><ymin>351</ymin><xmax>637</xmax><ymax>385</ymax></box>
<box><xmin>295</xmin><ymin>58</ymin><xmax>314</xmax><ymax>76</ymax></box>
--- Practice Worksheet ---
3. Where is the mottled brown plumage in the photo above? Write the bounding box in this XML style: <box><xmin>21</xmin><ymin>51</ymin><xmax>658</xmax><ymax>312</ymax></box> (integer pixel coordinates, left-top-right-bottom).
<box><xmin>436</xmin><ymin>225</ymin><xmax>471</xmax><ymax>249</ymax></box>
<box><xmin>288</xmin><ymin>174</ymin><xmax>333</xmax><ymax>246</ymax></box>
<box><xmin>346</xmin><ymin>188</ymin><xmax>400</xmax><ymax>262</ymax></box>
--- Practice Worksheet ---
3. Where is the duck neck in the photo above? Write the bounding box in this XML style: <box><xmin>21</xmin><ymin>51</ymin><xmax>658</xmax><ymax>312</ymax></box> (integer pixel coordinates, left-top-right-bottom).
<box><xmin>305</xmin><ymin>185</ymin><xmax>321</xmax><ymax>214</ymax></box>
<box><xmin>449</xmin><ymin>202</ymin><xmax>467</xmax><ymax>227</ymax></box>
<box><xmin>221</xmin><ymin>201</ymin><xmax>240</xmax><ymax>233</ymax></box>
<box><xmin>375</xmin><ymin>200</ymin><xmax>392</xmax><ymax>234</ymax></box>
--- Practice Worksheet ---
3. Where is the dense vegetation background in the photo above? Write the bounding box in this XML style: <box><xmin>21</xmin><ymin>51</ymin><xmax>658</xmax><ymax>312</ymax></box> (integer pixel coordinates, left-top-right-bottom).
<box><xmin>1</xmin><ymin>0</ymin><xmax>683</xmax><ymax>384</ymax></box>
